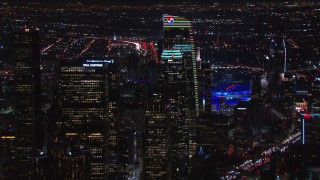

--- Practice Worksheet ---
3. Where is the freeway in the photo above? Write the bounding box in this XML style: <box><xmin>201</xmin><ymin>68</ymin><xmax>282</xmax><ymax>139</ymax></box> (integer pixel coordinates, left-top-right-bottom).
<box><xmin>222</xmin><ymin>131</ymin><xmax>301</xmax><ymax>179</ymax></box>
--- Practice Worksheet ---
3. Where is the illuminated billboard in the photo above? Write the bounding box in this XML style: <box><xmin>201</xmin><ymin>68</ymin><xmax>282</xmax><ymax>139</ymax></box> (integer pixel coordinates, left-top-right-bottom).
<box><xmin>83</xmin><ymin>59</ymin><xmax>114</xmax><ymax>67</ymax></box>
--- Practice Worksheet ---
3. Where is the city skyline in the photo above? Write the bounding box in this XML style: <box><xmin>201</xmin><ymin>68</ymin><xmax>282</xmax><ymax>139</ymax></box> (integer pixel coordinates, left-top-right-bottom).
<box><xmin>0</xmin><ymin>1</ymin><xmax>320</xmax><ymax>179</ymax></box>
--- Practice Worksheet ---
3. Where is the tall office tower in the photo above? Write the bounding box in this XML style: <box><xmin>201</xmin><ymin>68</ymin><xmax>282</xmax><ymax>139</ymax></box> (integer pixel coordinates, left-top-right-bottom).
<box><xmin>310</xmin><ymin>77</ymin><xmax>320</xmax><ymax>113</ymax></box>
<box><xmin>117</xmin><ymin>98</ymin><xmax>144</xmax><ymax>179</ymax></box>
<box><xmin>13</xmin><ymin>29</ymin><xmax>42</xmax><ymax>156</ymax></box>
<box><xmin>233</xmin><ymin>101</ymin><xmax>252</xmax><ymax>157</ymax></box>
<box><xmin>0</xmin><ymin>37</ymin><xmax>7</xmax><ymax>69</ymax></box>
<box><xmin>60</xmin><ymin>58</ymin><xmax>118</xmax><ymax>179</ymax></box>
<box><xmin>267</xmin><ymin>38</ymin><xmax>287</xmax><ymax>101</ymax></box>
<box><xmin>108</xmin><ymin>68</ymin><xmax>119</xmax><ymax>178</ymax></box>
<box><xmin>198</xmin><ymin>61</ymin><xmax>212</xmax><ymax>114</ymax></box>
<box><xmin>0</xmin><ymin>108</ymin><xmax>15</xmax><ymax>158</ymax></box>
<box><xmin>197</xmin><ymin>114</ymin><xmax>229</xmax><ymax>154</ymax></box>
<box><xmin>144</xmin><ymin>95</ymin><xmax>171</xmax><ymax>179</ymax></box>
<box><xmin>160</xmin><ymin>14</ymin><xmax>198</xmax><ymax>178</ymax></box>
<box><xmin>301</xmin><ymin>114</ymin><xmax>320</xmax><ymax>145</ymax></box>
<box><xmin>161</xmin><ymin>15</ymin><xmax>199</xmax><ymax>114</ymax></box>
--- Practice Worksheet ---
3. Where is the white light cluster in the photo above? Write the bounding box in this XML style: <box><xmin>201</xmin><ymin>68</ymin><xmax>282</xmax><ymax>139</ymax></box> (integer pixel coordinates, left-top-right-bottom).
<box><xmin>83</xmin><ymin>64</ymin><xmax>103</xmax><ymax>67</ymax></box>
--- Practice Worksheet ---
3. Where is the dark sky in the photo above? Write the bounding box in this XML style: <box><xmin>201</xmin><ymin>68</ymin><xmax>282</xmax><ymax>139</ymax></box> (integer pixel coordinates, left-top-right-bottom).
<box><xmin>7</xmin><ymin>0</ymin><xmax>293</xmax><ymax>4</ymax></box>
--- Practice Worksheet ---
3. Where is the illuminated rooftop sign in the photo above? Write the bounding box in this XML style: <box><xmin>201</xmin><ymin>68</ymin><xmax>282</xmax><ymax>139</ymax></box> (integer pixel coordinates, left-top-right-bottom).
<box><xmin>167</xmin><ymin>16</ymin><xmax>174</xmax><ymax>24</ymax></box>
<box><xmin>237</xmin><ymin>107</ymin><xmax>247</xmax><ymax>110</ymax></box>
<box><xmin>163</xmin><ymin>14</ymin><xmax>191</xmax><ymax>28</ymax></box>
<box><xmin>83</xmin><ymin>59</ymin><xmax>114</xmax><ymax>67</ymax></box>
<box><xmin>83</xmin><ymin>64</ymin><xmax>103</xmax><ymax>67</ymax></box>
<box><xmin>86</xmin><ymin>59</ymin><xmax>114</xmax><ymax>63</ymax></box>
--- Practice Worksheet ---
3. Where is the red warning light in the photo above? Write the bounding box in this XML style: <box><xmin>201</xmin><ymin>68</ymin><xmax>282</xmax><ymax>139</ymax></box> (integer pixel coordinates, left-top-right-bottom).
<box><xmin>304</xmin><ymin>114</ymin><xmax>311</xmax><ymax>119</ymax></box>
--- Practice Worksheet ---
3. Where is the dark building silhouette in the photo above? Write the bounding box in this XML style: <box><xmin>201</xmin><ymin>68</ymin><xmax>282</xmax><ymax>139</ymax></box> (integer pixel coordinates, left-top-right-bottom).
<box><xmin>267</xmin><ymin>38</ymin><xmax>287</xmax><ymax>102</ymax></box>
<box><xmin>13</xmin><ymin>29</ymin><xmax>42</xmax><ymax>156</ymax></box>
<box><xmin>198</xmin><ymin>61</ymin><xmax>212</xmax><ymax>114</ymax></box>
<box><xmin>0</xmin><ymin>108</ymin><xmax>15</xmax><ymax>159</ymax></box>
<box><xmin>310</xmin><ymin>76</ymin><xmax>320</xmax><ymax>113</ymax></box>
<box><xmin>233</xmin><ymin>101</ymin><xmax>252</xmax><ymax>157</ymax></box>
<box><xmin>197</xmin><ymin>114</ymin><xmax>230</xmax><ymax>154</ymax></box>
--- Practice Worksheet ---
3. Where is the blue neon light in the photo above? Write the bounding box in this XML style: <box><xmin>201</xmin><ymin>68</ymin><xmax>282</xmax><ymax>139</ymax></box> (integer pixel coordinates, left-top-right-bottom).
<box><xmin>241</xmin><ymin>97</ymin><xmax>251</xmax><ymax>101</ymax></box>
<box><xmin>225</xmin><ymin>101</ymin><xmax>238</xmax><ymax>105</ymax></box>
<box><xmin>302</xmin><ymin>119</ymin><xmax>305</xmax><ymax>145</ymax></box>
<box><xmin>212</xmin><ymin>90</ymin><xmax>251</xmax><ymax>96</ymax></box>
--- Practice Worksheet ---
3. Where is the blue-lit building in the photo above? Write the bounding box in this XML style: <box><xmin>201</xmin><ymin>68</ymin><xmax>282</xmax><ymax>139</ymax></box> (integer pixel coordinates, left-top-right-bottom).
<box><xmin>211</xmin><ymin>83</ymin><xmax>251</xmax><ymax>113</ymax></box>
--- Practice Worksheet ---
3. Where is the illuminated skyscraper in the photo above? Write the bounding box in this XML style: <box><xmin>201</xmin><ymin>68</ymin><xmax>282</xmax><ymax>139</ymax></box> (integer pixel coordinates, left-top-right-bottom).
<box><xmin>60</xmin><ymin>58</ymin><xmax>118</xmax><ymax>179</ymax></box>
<box><xmin>161</xmin><ymin>15</ymin><xmax>199</xmax><ymax>114</ymax></box>
<box><xmin>159</xmin><ymin>14</ymin><xmax>198</xmax><ymax>178</ymax></box>
<box><xmin>144</xmin><ymin>95</ymin><xmax>171</xmax><ymax>179</ymax></box>
<box><xmin>13</xmin><ymin>29</ymin><xmax>42</xmax><ymax>156</ymax></box>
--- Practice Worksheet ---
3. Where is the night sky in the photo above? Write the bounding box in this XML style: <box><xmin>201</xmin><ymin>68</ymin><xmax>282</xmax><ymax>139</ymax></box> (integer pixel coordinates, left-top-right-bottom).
<box><xmin>5</xmin><ymin>0</ymin><xmax>300</xmax><ymax>4</ymax></box>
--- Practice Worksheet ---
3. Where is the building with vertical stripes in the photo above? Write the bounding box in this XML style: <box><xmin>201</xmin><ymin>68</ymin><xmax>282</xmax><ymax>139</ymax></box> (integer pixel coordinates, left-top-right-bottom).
<box><xmin>159</xmin><ymin>14</ymin><xmax>198</xmax><ymax>179</ymax></box>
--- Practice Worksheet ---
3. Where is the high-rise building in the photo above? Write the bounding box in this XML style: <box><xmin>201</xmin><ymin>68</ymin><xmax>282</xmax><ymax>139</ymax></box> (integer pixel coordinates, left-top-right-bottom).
<box><xmin>159</xmin><ymin>14</ymin><xmax>198</xmax><ymax>178</ymax></box>
<box><xmin>59</xmin><ymin>58</ymin><xmax>118</xmax><ymax>179</ymax></box>
<box><xmin>233</xmin><ymin>101</ymin><xmax>252</xmax><ymax>157</ymax></box>
<box><xmin>197</xmin><ymin>114</ymin><xmax>229</xmax><ymax>154</ymax></box>
<box><xmin>198</xmin><ymin>61</ymin><xmax>212</xmax><ymax>114</ymax></box>
<box><xmin>301</xmin><ymin>114</ymin><xmax>320</xmax><ymax>145</ymax></box>
<box><xmin>161</xmin><ymin>14</ymin><xmax>199</xmax><ymax>114</ymax></box>
<box><xmin>310</xmin><ymin>77</ymin><xmax>320</xmax><ymax>113</ymax></box>
<box><xmin>267</xmin><ymin>38</ymin><xmax>287</xmax><ymax>102</ymax></box>
<box><xmin>13</xmin><ymin>29</ymin><xmax>42</xmax><ymax>156</ymax></box>
<box><xmin>144</xmin><ymin>95</ymin><xmax>171</xmax><ymax>179</ymax></box>
<box><xmin>0</xmin><ymin>108</ymin><xmax>15</xmax><ymax>158</ymax></box>
<box><xmin>108</xmin><ymin>66</ymin><xmax>119</xmax><ymax>178</ymax></box>
<box><xmin>116</xmin><ymin>98</ymin><xmax>144</xmax><ymax>179</ymax></box>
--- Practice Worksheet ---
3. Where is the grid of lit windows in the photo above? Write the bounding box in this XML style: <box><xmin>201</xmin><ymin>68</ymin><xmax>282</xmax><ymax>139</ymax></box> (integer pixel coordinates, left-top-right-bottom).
<box><xmin>144</xmin><ymin>100</ymin><xmax>170</xmax><ymax>179</ymax></box>
<box><xmin>60</xmin><ymin>59</ymin><xmax>116</xmax><ymax>179</ymax></box>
